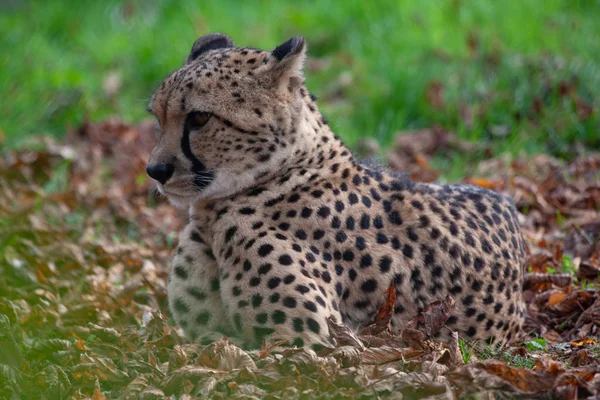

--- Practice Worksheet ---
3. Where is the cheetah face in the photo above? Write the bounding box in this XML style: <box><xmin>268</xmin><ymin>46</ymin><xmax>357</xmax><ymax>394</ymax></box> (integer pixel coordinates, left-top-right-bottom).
<box><xmin>146</xmin><ymin>33</ymin><xmax>308</xmax><ymax>206</ymax></box>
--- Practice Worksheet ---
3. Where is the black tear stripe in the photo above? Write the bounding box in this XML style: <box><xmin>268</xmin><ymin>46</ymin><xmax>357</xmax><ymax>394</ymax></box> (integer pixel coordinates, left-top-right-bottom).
<box><xmin>181</xmin><ymin>123</ymin><xmax>214</xmax><ymax>189</ymax></box>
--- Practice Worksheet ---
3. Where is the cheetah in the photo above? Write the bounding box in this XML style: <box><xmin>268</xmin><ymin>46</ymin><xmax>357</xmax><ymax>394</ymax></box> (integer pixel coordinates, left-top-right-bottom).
<box><xmin>146</xmin><ymin>33</ymin><xmax>527</xmax><ymax>350</ymax></box>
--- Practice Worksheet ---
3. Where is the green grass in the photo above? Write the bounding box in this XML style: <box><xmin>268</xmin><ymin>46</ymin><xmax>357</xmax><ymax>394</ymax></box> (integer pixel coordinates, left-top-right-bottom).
<box><xmin>1</xmin><ymin>0</ymin><xmax>599</xmax><ymax>160</ymax></box>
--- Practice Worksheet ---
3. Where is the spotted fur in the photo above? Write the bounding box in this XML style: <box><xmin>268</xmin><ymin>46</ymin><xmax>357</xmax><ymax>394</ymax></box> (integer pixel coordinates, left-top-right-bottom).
<box><xmin>146</xmin><ymin>33</ymin><xmax>526</xmax><ymax>350</ymax></box>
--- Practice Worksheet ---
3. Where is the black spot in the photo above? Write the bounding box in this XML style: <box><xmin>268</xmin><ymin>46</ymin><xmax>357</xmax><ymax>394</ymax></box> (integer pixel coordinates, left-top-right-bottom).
<box><xmin>253</xmin><ymin>326</ymin><xmax>275</xmax><ymax>342</ymax></box>
<box><xmin>407</xmin><ymin>227</ymin><xmax>419</xmax><ymax>242</ymax></box>
<box><xmin>361</xmin><ymin>279</ymin><xmax>378</xmax><ymax>293</ymax></box>
<box><xmin>258</xmin><ymin>263</ymin><xmax>272</xmax><ymax>275</ymax></box>
<box><xmin>355</xmin><ymin>236</ymin><xmax>366</xmax><ymax>250</ymax></box>
<box><xmin>462</xmin><ymin>295</ymin><xmax>474</xmax><ymax>306</ymax></box>
<box><xmin>448</xmin><ymin>244</ymin><xmax>460</xmax><ymax>259</ymax></box>
<box><xmin>402</xmin><ymin>244</ymin><xmax>413</xmax><ymax>258</ymax></box>
<box><xmin>174</xmin><ymin>298</ymin><xmax>189</xmax><ymax>313</ymax></box>
<box><xmin>343</xmin><ymin>250</ymin><xmax>355</xmax><ymax>262</ymax></box>
<box><xmin>251</xmin><ymin>294</ymin><xmax>263</xmax><ymax>308</ymax></box>
<box><xmin>301</xmin><ymin>208</ymin><xmax>313</xmax><ymax>218</ymax></box>
<box><xmin>174</xmin><ymin>265</ymin><xmax>188</xmax><ymax>279</ymax></box>
<box><xmin>331</xmin><ymin>216</ymin><xmax>341</xmax><ymax>229</ymax></box>
<box><xmin>376</xmin><ymin>233</ymin><xmax>389</xmax><ymax>244</ymax></box>
<box><xmin>307</xmin><ymin>318</ymin><xmax>320</xmax><ymax>334</ymax></box>
<box><xmin>225</xmin><ymin>226</ymin><xmax>237</xmax><ymax>243</ymax></box>
<box><xmin>304</xmin><ymin>301</ymin><xmax>317</xmax><ymax>312</ymax></box>
<box><xmin>360</xmin><ymin>214</ymin><xmax>370</xmax><ymax>229</ymax></box>
<box><xmin>190</xmin><ymin>231</ymin><xmax>204</xmax><ymax>243</ymax></box>
<box><xmin>295</xmin><ymin>230</ymin><xmax>307</xmax><ymax>240</ymax></box>
<box><xmin>258</xmin><ymin>244</ymin><xmax>274</xmax><ymax>257</ymax></box>
<box><xmin>336</xmin><ymin>231</ymin><xmax>347</xmax><ymax>243</ymax></box>
<box><xmin>267</xmin><ymin>277</ymin><xmax>281</xmax><ymax>289</ymax></box>
<box><xmin>249</xmin><ymin>276</ymin><xmax>261</xmax><ymax>287</ymax></box>
<box><xmin>348</xmin><ymin>269</ymin><xmax>357</xmax><ymax>281</ymax></box>
<box><xmin>317</xmin><ymin>206</ymin><xmax>331</xmax><ymax>218</ymax></box>
<box><xmin>449</xmin><ymin>222</ymin><xmax>459</xmax><ymax>236</ymax></box>
<box><xmin>388</xmin><ymin>211</ymin><xmax>402</xmax><ymax>225</ymax></box>
<box><xmin>295</xmin><ymin>285</ymin><xmax>310</xmax><ymax>294</ymax></box>
<box><xmin>187</xmin><ymin>287</ymin><xmax>207</xmax><ymax>300</ymax></box>
<box><xmin>379</xmin><ymin>256</ymin><xmax>392</xmax><ymax>272</ymax></box>
<box><xmin>345</xmin><ymin>216</ymin><xmax>355</xmax><ymax>230</ymax></box>
<box><xmin>283</xmin><ymin>297</ymin><xmax>297</xmax><ymax>308</ymax></box>
<box><xmin>411</xmin><ymin>200</ymin><xmax>424</xmax><ymax>210</ymax></box>
<box><xmin>293</xmin><ymin>318</ymin><xmax>304</xmax><ymax>332</ymax></box>
<box><xmin>196</xmin><ymin>312</ymin><xmax>210</xmax><ymax>325</ymax></box>
<box><xmin>360</xmin><ymin>254</ymin><xmax>373</xmax><ymax>268</ymax></box>
<box><xmin>272</xmin><ymin>310</ymin><xmax>286</xmax><ymax>324</ymax></box>
<box><xmin>313</xmin><ymin>230</ymin><xmax>325</xmax><ymax>240</ymax></box>
<box><xmin>474</xmin><ymin>257</ymin><xmax>485</xmax><ymax>271</ymax></box>
<box><xmin>255</xmin><ymin>313</ymin><xmax>268</xmax><ymax>324</ymax></box>
<box><xmin>279</xmin><ymin>254</ymin><xmax>293</xmax><ymax>266</ymax></box>
<box><xmin>239</xmin><ymin>207</ymin><xmax>255</xmax><ymax>215</ymax></box>
<box><xmin>362</xmin><ymin>196</ymin><xmax>372</xmax><ymax>208</ymax></box>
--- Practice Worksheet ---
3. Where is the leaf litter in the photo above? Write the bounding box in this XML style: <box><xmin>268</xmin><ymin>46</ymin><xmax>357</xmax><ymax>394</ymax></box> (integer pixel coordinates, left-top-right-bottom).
<box><xmin>0</xmin><ymin>118</ymin><xmax>599</xmax><ymax>399</ymax></box>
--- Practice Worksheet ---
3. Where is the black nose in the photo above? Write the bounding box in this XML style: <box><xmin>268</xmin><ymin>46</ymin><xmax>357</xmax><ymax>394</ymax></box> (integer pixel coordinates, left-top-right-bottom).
<box><xmin>146</xmin><ymin>163</ymin><xmax>174</xmax><ymax>184</ymax></box>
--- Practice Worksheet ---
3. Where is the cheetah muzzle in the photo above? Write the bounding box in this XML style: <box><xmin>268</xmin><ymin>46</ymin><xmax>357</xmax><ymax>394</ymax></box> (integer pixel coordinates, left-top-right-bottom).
<box><xmin>146</xmin><ymin>33</ymin><xmax>527</xmax><ymax>350</ymax></box>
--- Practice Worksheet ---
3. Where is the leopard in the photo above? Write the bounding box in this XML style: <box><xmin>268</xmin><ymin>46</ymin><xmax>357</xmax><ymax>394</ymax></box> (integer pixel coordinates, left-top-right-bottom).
<box><xmin>145</xmin><ymin>33</ymin><xmax>527</xmax><ymax>350</ymax></box>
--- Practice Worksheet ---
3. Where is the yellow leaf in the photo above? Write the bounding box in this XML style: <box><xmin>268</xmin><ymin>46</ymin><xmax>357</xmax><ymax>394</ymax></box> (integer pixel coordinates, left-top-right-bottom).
<box><xmin>570</xmin><ymin>338</ymin><xmax>597</xmax><ymax>347</ymax></box>
<box><xmin>75</xmin><ymin>338</ymin><xmax>88</xmax><ymax>351</ymax></box>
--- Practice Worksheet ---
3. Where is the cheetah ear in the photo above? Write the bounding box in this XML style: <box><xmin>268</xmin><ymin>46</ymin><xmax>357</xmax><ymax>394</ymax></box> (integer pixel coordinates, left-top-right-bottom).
<box><xmin>266</xmin><ymin>36</ymin><xmax>307</xmax><ymax>90</ymax></box>
<box><xmin>186</xmin><ymin>33</ymin><xmax>235</xmax><ymax>64</ymax></box>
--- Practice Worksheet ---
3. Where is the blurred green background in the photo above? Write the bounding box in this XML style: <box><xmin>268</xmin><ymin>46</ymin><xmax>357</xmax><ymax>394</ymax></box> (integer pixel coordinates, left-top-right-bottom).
<box><xmin>1</xmin><ymin>0</ymin><xmax>599</xmax><ymax>164</ymax></box>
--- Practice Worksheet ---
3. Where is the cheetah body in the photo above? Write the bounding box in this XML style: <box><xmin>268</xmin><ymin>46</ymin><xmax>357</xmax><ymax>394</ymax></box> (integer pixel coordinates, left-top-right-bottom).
<box><xmin>146</xmin><ymin>33</ymin><xmax>526</xmax><ymax>349</ymax></box>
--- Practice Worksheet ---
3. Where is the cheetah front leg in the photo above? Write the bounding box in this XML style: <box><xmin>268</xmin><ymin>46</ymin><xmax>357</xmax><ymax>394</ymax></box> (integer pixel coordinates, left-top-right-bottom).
<box><xmin>218</xmin><ymin>235</ymin><xmax>341</xmax><ymax>351</ymax></box>
<box><xmin>167</xmin><ymin>223</ymin><xmax>233</xmax><ymax>344</ymax></box>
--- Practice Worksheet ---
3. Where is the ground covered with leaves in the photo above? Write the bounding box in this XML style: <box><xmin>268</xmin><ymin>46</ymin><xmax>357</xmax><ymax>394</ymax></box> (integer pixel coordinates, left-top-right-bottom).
<box><xmin>1</xmin><ymin>122</ymin><xmax>599</xmax><ymax>399</ymax></box>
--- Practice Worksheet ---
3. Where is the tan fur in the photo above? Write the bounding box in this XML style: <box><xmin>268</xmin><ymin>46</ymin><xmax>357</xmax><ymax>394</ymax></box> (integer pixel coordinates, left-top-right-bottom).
<box><xmin>147</xmin><ymin>34</ymin><xmax>526</xmax><ymax>349</ymax></box>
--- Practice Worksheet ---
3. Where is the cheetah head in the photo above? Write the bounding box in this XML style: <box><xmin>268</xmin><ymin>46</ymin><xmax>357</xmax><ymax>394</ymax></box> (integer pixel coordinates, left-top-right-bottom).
<box><xmin>146</xmin><ymin>33</ymin><xmax>308</xmax><ymax>206</ymax></box>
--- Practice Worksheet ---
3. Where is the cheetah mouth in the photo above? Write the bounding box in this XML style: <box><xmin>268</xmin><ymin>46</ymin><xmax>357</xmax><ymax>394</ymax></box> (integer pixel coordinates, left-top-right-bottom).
<box><xmin>158</xmin><ymin>174</ymin><xmax>214</xmax><ymax>204</ymax></box>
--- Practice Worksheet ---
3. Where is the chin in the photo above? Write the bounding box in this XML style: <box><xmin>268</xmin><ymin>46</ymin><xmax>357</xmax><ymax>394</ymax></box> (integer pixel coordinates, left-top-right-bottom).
<box><xmin>156</xmin><ymin>185</ymin><xmax>201</xmax><ymax>208</ymax></box>
<box><xmin>196</xmin><ymin>169</ymin><xmax>258</xmax><ymax>200</ymax></box>
<box><xmin>167</xmin><ymin>194</ymin><xmax>200</xmax><ymax>208</ymax></box>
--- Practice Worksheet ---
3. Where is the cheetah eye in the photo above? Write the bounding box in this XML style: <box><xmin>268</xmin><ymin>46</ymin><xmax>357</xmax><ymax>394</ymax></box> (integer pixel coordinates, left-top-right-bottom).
<box><xmin>186</xmin><ymin>111</ymin><xmax>211</xmax><ymax>130</ymax></box>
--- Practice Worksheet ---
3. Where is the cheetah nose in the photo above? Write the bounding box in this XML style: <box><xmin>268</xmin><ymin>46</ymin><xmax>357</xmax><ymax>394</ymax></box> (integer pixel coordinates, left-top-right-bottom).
<box><xmin>146</xmin><ymin>163</ymin><xmax>174</xmax><ymax>184</ymax></box>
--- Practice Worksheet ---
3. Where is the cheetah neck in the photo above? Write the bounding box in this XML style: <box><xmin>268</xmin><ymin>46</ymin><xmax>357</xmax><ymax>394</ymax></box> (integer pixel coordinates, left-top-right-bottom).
<box><xmin>251</xmin><ymin>98</ymin><xmax>356</xmax><ymax>189</ymax></box>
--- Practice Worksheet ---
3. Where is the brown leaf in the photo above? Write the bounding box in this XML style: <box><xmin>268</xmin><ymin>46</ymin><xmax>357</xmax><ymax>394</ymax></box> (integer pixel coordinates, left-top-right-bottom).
<box><xmin>401</xmin><ymin>328</ymin><xmax>429</xmax><ymax>351</ymax></box>
<box><xmin>421</xmin><ymin>295</ymin><xmax>456</xmax><ymax>337</ymax></box>
<box><xmin>259</xmin><ymin>339</ymin><xmax>289</xmax><ymax>359</ymax></box>
<box><xmin>326</xmin><ymin>316</ymin><xmax>365</xmax><ymax>351</ymax></box>
<box><xmin>577</xmin><ymin>261</ymin><xmax>600</xmax><ymax>281</ymax></box>
<box><xmin>550</xmin><ymin>290</ymin><xmax>595</xmax><ymax>314</ymax></box>
<box><xmin>408</xmin><ymin>295</ymin><xmax>456</xmax><ymax>338</ymax></box>
<box><xmin>426</xmin><ymin>80</ymin><xmax>445</xmax><ymax>109</ymax></box>
<box><xmin>362</xmin><ymin>345</ymin><xmax>423</xmax><ymax>365</ymax></box>
<box><xmin>360</xmin><ymin>281</ymin><xmax>395</xmax><ymax>335</ymax></box>
<box><xmin>524</xmin><ymin>272</ymin><xmax>573</xmax><ymax>291</ymax></box>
